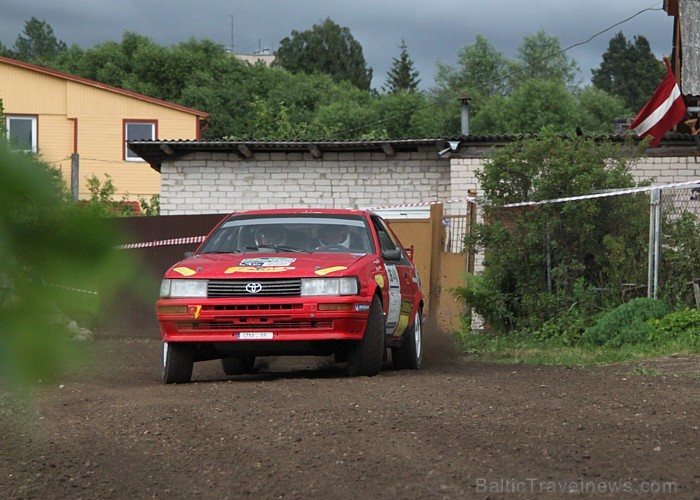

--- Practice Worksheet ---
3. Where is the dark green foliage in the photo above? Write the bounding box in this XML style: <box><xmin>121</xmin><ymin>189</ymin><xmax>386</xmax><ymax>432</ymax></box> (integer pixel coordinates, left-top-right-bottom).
<box><xmin>383</xmin><ymin>40</ymin><xmax>420</xmax><ymax>94</ymax></box>
<box><xmin>0</xmin><ymin>139</ymin><xmax>133</xmax><ymax>388</ymax></box>
<box><xmin>581</xmin><ymin>298</ymin><xmax>670</xmax><ymax>346</ymax></box>
<box><xmin>591</xmin><ymin>32</ymin><xmax>665</xmax><ymax>112</ymax></box>
<box><xmin>0</xmin><ymin>18</ymin><xmax>662</xmax><ymax>140</ymax></box>
<box><xmin>274</xmin><ymin>18</ymin><xmax>373</xmax><ymax>91</ymax></box>
<box><xmin>455</xmin><ymin>131</ymin><xmax>649</xmax><ymax>334</ymax></box>
<box><xmin>659</xmin><ymin>212</ymin><xmax>700</xmax><ymax>309</ymax></box>
<box><xmin>9</xmin><ymin>17</ymin><xmax>67</xmax><ymax>63</ymax></box>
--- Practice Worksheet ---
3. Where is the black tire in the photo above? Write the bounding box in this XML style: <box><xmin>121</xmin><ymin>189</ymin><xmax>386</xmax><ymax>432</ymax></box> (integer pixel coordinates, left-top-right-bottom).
<box><xmin>161</xmin><ymin>342</ymin><xmax>193</xmax><ymax>384</ymax></box>
<box><xmin>392</xmin><ymin>308</ymin><xmax>423</xmax><ymax>370</ymax></box>
<box><xmin>221</xmin><ymin>356</ymin><xmax>256</xmax><ymax>375</ymax></box>
<box><xmin>347</xmin><ymin>296</ymin><xmax>385</xmax><ymax>377</ymax></box>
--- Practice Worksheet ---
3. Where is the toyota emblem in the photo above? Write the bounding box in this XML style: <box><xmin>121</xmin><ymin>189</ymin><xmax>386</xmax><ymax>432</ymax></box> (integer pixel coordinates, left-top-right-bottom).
<box><xmin>245</xmin><ymin>282</ymin><xmax>263</xmax><ymax>294</ymax></box>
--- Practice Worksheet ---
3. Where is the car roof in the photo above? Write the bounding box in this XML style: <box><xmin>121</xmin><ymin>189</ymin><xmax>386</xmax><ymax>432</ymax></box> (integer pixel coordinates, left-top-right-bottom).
<box><xmin>228</xmin><ymin>208</ymin><xmax>373</xmax><ymax>217</ymax></box>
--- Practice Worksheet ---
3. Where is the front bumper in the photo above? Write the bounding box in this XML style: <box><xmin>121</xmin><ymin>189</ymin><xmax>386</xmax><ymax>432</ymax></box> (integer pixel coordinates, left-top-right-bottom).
<box><xmin>156</xmin><ymin>296</ymin><xmax>372</xmax><ymax>343</ymax></box>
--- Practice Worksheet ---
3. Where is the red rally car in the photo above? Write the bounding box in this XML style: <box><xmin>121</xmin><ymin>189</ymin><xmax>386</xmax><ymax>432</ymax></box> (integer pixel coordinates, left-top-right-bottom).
<box><xmin>156</xmin><ymin>208</ymin><xmax>424</xmax><ymax>383</ymax></box>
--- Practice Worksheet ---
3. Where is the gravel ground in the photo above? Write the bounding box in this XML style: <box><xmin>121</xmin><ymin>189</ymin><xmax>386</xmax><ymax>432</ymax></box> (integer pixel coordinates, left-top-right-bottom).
<box><xmin>1</xmin><ymin>333</ymin><xmax>698</xmax><ymax>499</ymax></box>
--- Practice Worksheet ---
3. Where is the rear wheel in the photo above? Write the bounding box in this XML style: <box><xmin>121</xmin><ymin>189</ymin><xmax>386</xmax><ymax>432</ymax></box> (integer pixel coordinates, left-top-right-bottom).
<box><xmin>347</xmin><ymin>296</ymin><xmax>385</xmax><ymax>377</ymax></box>
<box><xmin>161</xmin><ymin>342</ymin><xmax>193</xmax><ymax>384</ymax></box>
<box><xmin>392</xmin><ymin>308</ymin><xmax>423</xmax><ymax>370</ymax></box>
<box><xmin>221</xmin><ymin>356</ymin><xmax>256</xmax><ymax>375</ymax></box>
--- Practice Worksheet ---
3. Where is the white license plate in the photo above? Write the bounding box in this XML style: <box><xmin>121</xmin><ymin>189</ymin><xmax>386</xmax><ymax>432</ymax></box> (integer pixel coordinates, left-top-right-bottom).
<box><xmin>237</xmin><ymin>332</ymin><xmax>274</xmax><ymax>340</ymax></box>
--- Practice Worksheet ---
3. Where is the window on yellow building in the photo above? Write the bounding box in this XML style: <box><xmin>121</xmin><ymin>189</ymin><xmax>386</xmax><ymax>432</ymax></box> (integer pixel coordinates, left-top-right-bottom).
<box><xmin>6</xmin><ymin>115</ymin><xmax>37</xmax><ymax>153</ymax></box>
<box><xmin>124</xmin><ymin>120</ymin><xmax>156</xmax><ymax>162</ymax></box>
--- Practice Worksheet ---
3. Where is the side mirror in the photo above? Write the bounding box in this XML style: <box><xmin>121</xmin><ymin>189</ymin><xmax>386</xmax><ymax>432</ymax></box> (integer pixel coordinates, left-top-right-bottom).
<box><xmin>382</xmin><ymin>247</ymin><xmax>402</xmax><ymax>261</ymax></box>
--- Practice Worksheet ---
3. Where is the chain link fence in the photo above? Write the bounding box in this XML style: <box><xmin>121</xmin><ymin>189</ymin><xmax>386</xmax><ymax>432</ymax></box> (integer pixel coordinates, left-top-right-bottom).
<box><xmin>488</xmin><ymin>181</ymin><xmax>700</xmax><ymax>309</ymax></box>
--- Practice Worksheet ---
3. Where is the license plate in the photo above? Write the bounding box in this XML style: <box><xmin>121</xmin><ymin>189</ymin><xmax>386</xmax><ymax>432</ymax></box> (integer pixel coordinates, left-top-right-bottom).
<box><xmin>237</xmin><ymin>332</ymin><xmax>273</xmax><ymax>340</ymax></box>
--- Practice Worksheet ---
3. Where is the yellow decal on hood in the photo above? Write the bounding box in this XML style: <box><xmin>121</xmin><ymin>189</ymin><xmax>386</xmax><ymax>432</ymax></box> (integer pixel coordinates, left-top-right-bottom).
<box><xmin>193</xmin><ymin>305</ymin><xmax>201</xmax><ymax>319</ymax></box>
<box><xmin>315</xmin><ymin>266</ymin><xmax>348</xmax><ymax>276</ymax></box>
<box><xmin>173</xmin><ymin>267</ymin><xmax>197</xmax><ymax>276</ymax></box>
<box><xmin>225</xmin><ymin>266</ymin><xmax>295</xmax><ymax>274</ymax></box>
<box><xmin>374</xmin><ymin>275</ymin><xmax>385</xmax><ymax>288</ymax></box>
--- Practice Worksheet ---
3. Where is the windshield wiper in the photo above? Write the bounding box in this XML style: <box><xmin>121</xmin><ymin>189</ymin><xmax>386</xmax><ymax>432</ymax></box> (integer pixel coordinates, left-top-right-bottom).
<box><xmin>245</xmin><ymin>245</ymin><xmax>308</xmax><ymax>253</ymax></box>
<box><xmin>200</xmin><ymin>250</ymin><xmax>241</xmax><ymax>254</ymax></box>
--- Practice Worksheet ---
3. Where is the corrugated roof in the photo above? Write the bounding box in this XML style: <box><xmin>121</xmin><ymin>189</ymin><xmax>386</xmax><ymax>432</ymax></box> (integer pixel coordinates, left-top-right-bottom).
<box><xmin>129</xmin><ymin>133</ymin><xmax>698</xmax><ymax>173</ymax></box>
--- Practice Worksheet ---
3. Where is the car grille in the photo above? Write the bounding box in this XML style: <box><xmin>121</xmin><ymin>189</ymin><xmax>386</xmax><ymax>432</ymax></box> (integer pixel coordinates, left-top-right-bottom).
<box><xmin>190</xmin><ymin>320</ymin><xmax>333</xmax><ymax>330</ymax></box>
<box><xmin>207</xmin><ymin>279</ymin><xmax>302</xmax><ymax>297</ymax></box>
<box><xmin>203</xmin><ymin>304</ymin><xmax>303</xmax><ymax>311</ymax></box>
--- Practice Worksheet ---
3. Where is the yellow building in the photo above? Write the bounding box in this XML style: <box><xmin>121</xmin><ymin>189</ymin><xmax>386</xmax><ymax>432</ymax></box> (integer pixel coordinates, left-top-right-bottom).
<box><xmin>0</xmin><ymin>56</ymin><xmax>209</xmax><ymax>201</ymax></box>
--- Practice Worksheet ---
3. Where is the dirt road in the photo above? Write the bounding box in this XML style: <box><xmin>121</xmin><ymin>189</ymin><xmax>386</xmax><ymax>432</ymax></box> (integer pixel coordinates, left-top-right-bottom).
<box><xmin>1</xmin><ymin>334</ymin><xmax>698</xmax><ymax>499</ymax></box>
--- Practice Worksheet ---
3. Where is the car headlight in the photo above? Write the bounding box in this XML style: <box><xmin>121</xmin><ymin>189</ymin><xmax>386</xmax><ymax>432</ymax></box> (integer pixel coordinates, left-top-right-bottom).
<box><xmin>160</xmin><ymin>279</ymin><xmax>208</xmax><ymax>298</ymax></box>
<box><xmin>301</xmin><ymin>277</ymin><xmax>359</xmax><ymax>296</ymax></box>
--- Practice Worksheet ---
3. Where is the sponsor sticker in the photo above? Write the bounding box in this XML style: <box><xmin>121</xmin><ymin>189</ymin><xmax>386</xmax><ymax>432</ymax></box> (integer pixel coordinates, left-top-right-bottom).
<box><xmin>173</xmin><ymin>266</ymin><xmax>197</xmax><ymax>276</ymax></box>
<box><xmin>225</xmin><ymin>257</ymin><xmax>297</xmax><ymax>274</ymax></box>
<box><xmin>315</xmin><ymin>266</ymin><xmax>348</xmax><ymax>276</ymax></box>
<box><xmin>240</xmin><ymin>257</ymin><xmax>296</xmax><ymax>267</ymax></box>
<box><xmin>385</xmin><ymin>264</ymin><xmax>402</xmax><ymax>335</ymax></box>
<box><xmin>225</xmin><ymin>266</ymin><xmax>294</xmax><ymax>274</ymax></box>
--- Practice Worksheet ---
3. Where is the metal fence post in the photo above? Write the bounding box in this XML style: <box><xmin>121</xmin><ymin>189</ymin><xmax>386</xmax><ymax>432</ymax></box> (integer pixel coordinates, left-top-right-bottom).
<box><xmin>648</xmin><ymin>188</ymin><xmax>662</xmax><ymax>298</ymax></box>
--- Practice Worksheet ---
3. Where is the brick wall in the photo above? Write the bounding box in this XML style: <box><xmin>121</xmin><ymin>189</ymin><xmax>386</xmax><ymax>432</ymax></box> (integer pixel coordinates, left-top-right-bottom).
<box><xmin>450</xmin><ymin>154</ymin><xmax>700</xmax><ymax>199</ymax></box>
<box><xmin>632</xmin><ymin>156</ymin><xmax>700</xmax><ymax>183</ymax></box>
<box><xmin>160</xmin><ymin>150</ymin><xmax>451</xmax><ymax>215</ymax></box>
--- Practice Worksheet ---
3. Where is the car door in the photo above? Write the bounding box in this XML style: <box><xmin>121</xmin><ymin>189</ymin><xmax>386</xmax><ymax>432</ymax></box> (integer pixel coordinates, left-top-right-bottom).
<box><xmin>370</xmin><ymin>215</ymin><xmax>420</xmax><ymax>338</ymax></box>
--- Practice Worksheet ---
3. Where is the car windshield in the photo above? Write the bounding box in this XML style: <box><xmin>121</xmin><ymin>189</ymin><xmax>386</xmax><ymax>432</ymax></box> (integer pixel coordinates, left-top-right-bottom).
<box><xmin>198</xmin><ymin>215</ymin><xmax>374</xmax><ymax>255</ymax></box>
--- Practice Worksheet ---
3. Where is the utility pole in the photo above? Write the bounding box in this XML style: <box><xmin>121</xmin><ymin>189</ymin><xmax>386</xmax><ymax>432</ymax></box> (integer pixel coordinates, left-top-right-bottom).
<box><xmin>230</xmin><ymin>15</ymin><xmax>234</xmax><ymax>53</ymax></box>
<box><xmin>71</xmin><ymin>153</ymin><xmax>79</xmax><ymax>203</ymax></box>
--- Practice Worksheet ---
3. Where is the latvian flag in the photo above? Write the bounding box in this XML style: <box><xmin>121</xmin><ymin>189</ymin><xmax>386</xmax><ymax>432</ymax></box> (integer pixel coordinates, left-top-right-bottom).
<box><xmin>630</xmin><ymin>58</ymin><xmax>687</xmax><ymax>147</ymax></box>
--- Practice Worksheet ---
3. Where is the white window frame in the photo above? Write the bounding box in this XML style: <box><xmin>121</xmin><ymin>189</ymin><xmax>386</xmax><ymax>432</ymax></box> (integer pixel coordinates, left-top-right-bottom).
<box><xmin>6</xmin><ymin>115</ymin><xmax>37</xmax><ymax>153</ymax></box>
<box><xmin>124</xmin><ymin>121</ymin><xmax>156</xmax><ymax>162</ymax></box>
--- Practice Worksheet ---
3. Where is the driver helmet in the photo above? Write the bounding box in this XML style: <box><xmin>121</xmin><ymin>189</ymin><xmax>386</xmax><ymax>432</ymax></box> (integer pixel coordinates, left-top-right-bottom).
<box><xmin>255</xmin><ymin>225</ymin><xmax>285</xmax><ymax>245</ymax></box>
<box><xmin>318</xmin><ymin>225</ymin><xmax>349</xmax><ymax>246</ymax></box>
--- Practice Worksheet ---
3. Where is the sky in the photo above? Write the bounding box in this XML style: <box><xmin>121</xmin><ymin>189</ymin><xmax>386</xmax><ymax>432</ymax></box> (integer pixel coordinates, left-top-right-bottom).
<box><xmin>0</xmin><ymin>0</ymin><xmax>675</xmax><ymax>91</ymax></box>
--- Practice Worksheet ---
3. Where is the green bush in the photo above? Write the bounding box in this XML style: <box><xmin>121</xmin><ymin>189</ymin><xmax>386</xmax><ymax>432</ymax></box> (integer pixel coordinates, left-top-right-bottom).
<box><xmin>454</xmin><ymin>131</ymin><xmax>649</xmax><ymax>335</ymax></box>
<box><xmin>647</xmin><ymin>308</ymin><xmax>700</xmax><ymax>347</ymax></box>
<box><xmin>581</xmin><ymin>298</ymin><xmax>670</xmax><ymax>347</ymax></box>
<box><xmin>659</xmin><ymin>212</ymin><xmax>700</xmax><ymax>309</ymax></box>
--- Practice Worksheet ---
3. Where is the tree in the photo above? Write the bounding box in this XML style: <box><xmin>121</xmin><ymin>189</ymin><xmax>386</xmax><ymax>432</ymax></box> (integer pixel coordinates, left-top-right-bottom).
<box><xmin>591</xmin><ymin>32</ymin><xmax>665</xmax><ymax>112</ymax></box>
<box><xmin>511</xmin><ymin>30</ymin><xmax>579</xmax><ymax>89</ymax></box>
<box><xmin>274</xmin><ymin>18</ymin><xmax>373</xmax><ymax>91</ymax></box>
<box><xmin>12</xmin><ymin>17</ymin><xmax>67</xmax><ymax>63</ymax></box>
<box><xmin>0</xmin><ymin>40</ymin><xmax>11</xmax><ymax>57</ymax></box>
<box><xmin>383</xmin><ymin>40</ymin><xmax>420</xmax><ymax>93</ymax></box>
<box><xmin>435</xmin><ymin>34</ymin><xmax>510</xmax><ymax>100</ymax></box>
<box><xmin>473</xmin><ymin>80</ymin><xmax>578</xmax><ymax>135</ymax></box>
<box><xmin>574</xmin><ymin>87</ymin><xmax>632</xmax><ymax>134</ymax></box>
<box><xmin>454</xmin><ymin>130</ymin><xmax>648</xmax><ymax>334</ymax></box>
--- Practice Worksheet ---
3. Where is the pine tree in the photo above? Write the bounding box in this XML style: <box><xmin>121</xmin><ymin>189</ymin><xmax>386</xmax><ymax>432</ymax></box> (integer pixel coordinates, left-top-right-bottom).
<box><xmin>12</xmin><ymin>17</ymin><xmax>67</xmax><ymax>63</ymax></box>
<box><xmin>591</xmin><ymin>32</ymin><xmax>665</xmax><ymax>112</ymax></box>
<box><xmin>383</xmin><ymin>40</ymin><xmax>420</xmax><ymax>93</ymax></box>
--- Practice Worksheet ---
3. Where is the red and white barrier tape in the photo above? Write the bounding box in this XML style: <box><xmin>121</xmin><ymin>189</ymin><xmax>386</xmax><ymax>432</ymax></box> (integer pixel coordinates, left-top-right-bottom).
<box><xmin>366</xmin><ymin>197</ymin><xmax>477</xmax><ymax>210</ymax></box>
<box><xmin>114</xmin><ymin>180</ymin><xmax>699</xmax><ymax>250</ymax></box>
<box><xmin>45</xmin><ymin>283</ymin><xmax>99</xmax><ymax>296</ymax></box>
<box><xmin>115</xmin><ymin>235</ymin><xmax>206</xmax><ymax>250</ymax></box>
<box><xmin>502</xmin><ymin>179</ymin><xmax>700</xmax><ymax>208</ymax></box>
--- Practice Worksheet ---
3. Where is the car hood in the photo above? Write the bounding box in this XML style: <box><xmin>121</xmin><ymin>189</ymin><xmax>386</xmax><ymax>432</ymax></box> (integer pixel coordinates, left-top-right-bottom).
<box><xmin>165</xmin><ymin>252</ymin><xmax>373</xmax><ymax>279</ymax></box>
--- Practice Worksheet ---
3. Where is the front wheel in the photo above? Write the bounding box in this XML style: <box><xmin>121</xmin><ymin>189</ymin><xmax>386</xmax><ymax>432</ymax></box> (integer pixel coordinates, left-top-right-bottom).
<box><xmin>392</xmin><ymin>308</ymin><xmax>423</xmax><ymax>370</ymax></box>
<box><xmin>221</xmin><ymin>356</ymin><xmax>256</xmax><ymax>375</ymax></box>
<box><xmin>161</xmin><ymin>341</ymin><xmax>193</xmax><ymax>384</ymax></box>
<box><xmin>347</xmin><ymin>296</ymin><xmax>385</xmax><ymax>376</ymax></box>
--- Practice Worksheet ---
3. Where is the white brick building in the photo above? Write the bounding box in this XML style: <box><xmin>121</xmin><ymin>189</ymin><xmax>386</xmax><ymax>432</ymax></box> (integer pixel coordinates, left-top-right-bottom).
<box><xmin>129</xmin><ymin>137</ymin><xmax>700</xmax><ymax>216</ymax></box>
